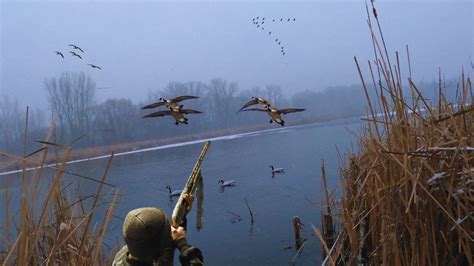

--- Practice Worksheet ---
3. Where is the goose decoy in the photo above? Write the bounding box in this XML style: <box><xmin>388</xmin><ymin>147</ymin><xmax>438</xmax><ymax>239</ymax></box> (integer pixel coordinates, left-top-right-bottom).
<box><xmin>270</xmin><ymin>165</ymin><xmax>285</xmax><ymax>173</ymax></box>
<box><xmin>257</xmin><ymin>16</ymin><xmax>259</xmax><ymax>19</ymax></box>
<box><xmin>218</xmin><ymin>180</ymin><xmax>236</xmax><ymax>187</ymax></box>
<box><xmin>166</xmin><ymin>185</ymin><xmax>182</xmax><ymax>198</ymax></box>
<box><xmin>88</xmin><ymin>64</ymin><xmax>102</xmax><ymax>70</ymax></box>
<box><xmin>141</xmin><ymin>95</ymin><xmax>199</xmax><ymax>111</ymax></box>
<box><xmin>262</xmin><ymin>27</ymin><xmax>264</xmax><ymax>30</ymax></box>
<box><xmin>68</xmin><ymin>44</ymin><xmax>84</xmax><ymax>53</ymax></box>
<box><xmin>257</xmin><ymin>25</ymin><xmax>260</xmax><ymax>28</ymax></box>
<box><xmin>54</xmin><ymin>51</ymin><xmax>64</xmax><ymax>59</ymax></box>
<box><xmin>238</xmin><ymin>97</ymin><xmax>271</xmax><ymax>112</ymax></box>
<box><xmin>242</xmin><ymin>106</ymin><xmax>305</xmax><ymax>126</ymax></box>
<box><xmin>143</xmin><ymin>109</ymin><xmax>202</xmax><ymax>125</ymax></box>
<box><xmin>69</xmin><ymin>51</ymin><xmax>82</xmax><ymax>59</ymax></box>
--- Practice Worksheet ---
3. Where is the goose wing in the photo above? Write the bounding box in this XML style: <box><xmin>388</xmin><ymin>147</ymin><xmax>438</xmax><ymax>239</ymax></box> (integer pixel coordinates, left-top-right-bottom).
<box><xmin>241</xmin><ymin>108</ymin><xmax>268</xmax><ymax>112</ymax></box>
<box><xmin>172</xmin><ymin>95</ymin><xmax>199</xmax><ymax>102</ymax></box>
<box><xmin>141</xmin><ymin>102</ymin><xmax>165</xmax><ymax>109</ymax></box>
<box><xmin>238</xmin><ymin>99</ymin><xmax>260</xmax><ymax>111</ymax></box>
<box><xmin>278</xmin><ymin>108</ymin><xmax>305</xmax><ymax>114</ymax></box>
<box><xmin>180</xmin><ymin>109</ymin><xmax>202</xmax><ymax>114</ymax></box>
<box><xmin>143</xmin><ymin>111</ymin><xmax>172</xmax><ymax>118</ymax></box>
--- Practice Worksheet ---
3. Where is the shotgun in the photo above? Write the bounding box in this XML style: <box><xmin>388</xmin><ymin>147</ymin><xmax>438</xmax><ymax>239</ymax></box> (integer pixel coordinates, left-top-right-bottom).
<box><xmin>171</xmin><ymin>141</ymin><xmax>211</xmax><ymax>228</ymax></box>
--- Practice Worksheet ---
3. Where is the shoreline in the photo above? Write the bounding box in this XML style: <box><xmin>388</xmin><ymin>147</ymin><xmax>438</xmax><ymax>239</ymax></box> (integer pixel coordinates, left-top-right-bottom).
<box><xmin>0</xmin><ymin>115</ymin><xmax>359</xmax><ymax>176</ymax></box>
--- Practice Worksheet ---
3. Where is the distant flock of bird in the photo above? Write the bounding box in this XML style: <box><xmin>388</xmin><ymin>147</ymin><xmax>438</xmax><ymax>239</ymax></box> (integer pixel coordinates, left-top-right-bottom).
<box><xmin>141</xmin><ymin>95</ymin><xmax>305</xmax><ymax>127</ymax></box>
<box><xmin>251</xmin><ymin>16</ymin><xmax>297</xmax><ymax>56</ymax></box>
<box><xmin>54</xmin><ymin>44</ymin><xmax>102</xmax><ymax>70</ymax></box>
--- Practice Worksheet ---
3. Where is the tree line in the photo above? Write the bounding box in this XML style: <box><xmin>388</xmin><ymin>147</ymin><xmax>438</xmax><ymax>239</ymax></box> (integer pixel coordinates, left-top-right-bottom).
<box><xmin>2</xmin><ymin>71</ymin><xmax>455</xmax><ymax>153</ymax></box>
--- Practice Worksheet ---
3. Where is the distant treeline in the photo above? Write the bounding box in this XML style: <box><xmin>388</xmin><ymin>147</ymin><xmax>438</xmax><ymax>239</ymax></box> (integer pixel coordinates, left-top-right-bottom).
<box><xmin>0</xmin><ymin>71</ymin><xmax>461</xmax><ymax>153</ymax></box>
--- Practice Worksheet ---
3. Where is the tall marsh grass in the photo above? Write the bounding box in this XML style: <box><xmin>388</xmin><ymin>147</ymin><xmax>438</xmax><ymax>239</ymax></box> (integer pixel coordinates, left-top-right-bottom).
<box><xmin>0</xmin><ymin>123</ymin><xmax>119</xmax><ymax>265</ymax></box>
<box><xmin>321</xmin><ymin>2</ymin><xmax>473</xmax><ymax>265</ymax></box>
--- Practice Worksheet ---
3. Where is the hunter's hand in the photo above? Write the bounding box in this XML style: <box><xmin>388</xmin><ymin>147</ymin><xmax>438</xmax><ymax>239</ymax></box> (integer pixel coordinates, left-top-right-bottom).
<box><xmin>183</xmin><ymin>194</ymin><xmax>194</xmax><ymax>214</ymax></box>
<box><xmin>171</xmin><ymin>225</ymin><xmax>186</xmax><ymax>241</ymax></box>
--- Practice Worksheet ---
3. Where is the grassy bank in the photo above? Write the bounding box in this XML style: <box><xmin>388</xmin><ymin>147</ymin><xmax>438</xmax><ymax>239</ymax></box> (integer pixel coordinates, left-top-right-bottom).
<box><xmin>319</xmin><ymin>2</ymin><xmax>473</xmax><ymax>265</ymax></box>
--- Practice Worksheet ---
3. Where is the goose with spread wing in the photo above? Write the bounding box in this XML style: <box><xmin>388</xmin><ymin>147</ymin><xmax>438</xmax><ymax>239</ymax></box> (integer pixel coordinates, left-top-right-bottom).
<box><xmin>242</xmin><ymin>106</ymin><xmax>305</xmax><ymax>126</ymax></box>
<box><xmin>143</xmin><ymin>108</ymin><xmax>202</xmax><ymax>125</ymax></box>
<box><xmin>141</xmin><ymin>95</ymin><xmax>199</xmax><ymax>111</ymax></box>
<box><xmin>238</xmin><ymin>97</ymin><xmax>271</xmax><ymax>112</ymax></box>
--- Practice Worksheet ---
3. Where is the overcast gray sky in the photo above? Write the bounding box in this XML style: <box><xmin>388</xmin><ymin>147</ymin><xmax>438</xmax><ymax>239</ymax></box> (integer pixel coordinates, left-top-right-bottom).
<box><xmin>1</xmin><ymin>0</ymin><xmax>472</xmax><ymax>110</ymax></box>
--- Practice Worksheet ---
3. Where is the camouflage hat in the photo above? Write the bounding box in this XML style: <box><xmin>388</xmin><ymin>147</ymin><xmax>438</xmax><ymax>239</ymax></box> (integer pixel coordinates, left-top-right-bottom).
<box><xmin>123</xmin><ymin>207</ymin><xmax>171</xmax><ymax>259</ymax></box>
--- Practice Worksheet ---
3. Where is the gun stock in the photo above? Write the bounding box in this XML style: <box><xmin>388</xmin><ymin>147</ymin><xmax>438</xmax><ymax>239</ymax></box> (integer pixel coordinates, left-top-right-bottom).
<box><xmin>171</xmin><ymin>141</ymin><xmax>211</xmax><ymax>227</ymax></box>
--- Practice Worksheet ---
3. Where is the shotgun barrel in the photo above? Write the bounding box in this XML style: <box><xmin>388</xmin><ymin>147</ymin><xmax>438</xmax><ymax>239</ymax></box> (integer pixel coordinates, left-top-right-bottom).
<box><xmin>171</xmin><ymin>141</ymin><xmax>211</xmax><ymax>227</ymax></box>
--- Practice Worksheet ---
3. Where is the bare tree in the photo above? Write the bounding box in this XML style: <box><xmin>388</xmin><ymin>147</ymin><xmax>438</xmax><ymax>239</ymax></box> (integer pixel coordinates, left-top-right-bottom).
<box><xmin>44</xmin><ymin>72</ymin><xmax>96</xmax><ymax>144</ymax></box>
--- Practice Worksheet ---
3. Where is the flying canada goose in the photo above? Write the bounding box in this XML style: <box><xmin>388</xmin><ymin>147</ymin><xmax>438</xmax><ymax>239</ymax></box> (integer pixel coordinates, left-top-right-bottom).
<box><xmin>287</xmin><ymin>18</ymin><xmax>290</xmax><ymax>21</ymax></box>
<box><xmin>54</xmin><ymin>51</ymin><xmax>64</xmax><ymax>59</ymax></box>
<box><xmin>143</xmin><ymin>109</ymin><xmax>202</xmax><ymax>125</ymax></box>
<box><xmin>293</xmin><ymin>18</ymin><xmax>296</xmax><ymax>21</ymax></box>
<box><xmin>273</xmin><ymin>19</ymin><xmax>275</xmax><ymax>22</ymax></box>
<box><xmin>166</xmin><ymin>185</ymin><xmax>182</xmax><ymax>198</ymax></box>
<box><xmin>257</xmin><ymin>25</ymin><xmax>260</xmax><ymax>28</ymax></box>
<box><xmin>68</xmin><ymin>44</ymin><xmax>84</xmax><ymax>53</ymax></box>
<box><xmin>238</xmin><ymin>97</ymin><xmax>271</xmax><ymax>112</ymax></box>
<box><xmin>69</xmin><ymin>51</ymin><xmax>82</xmax><ymax>59</ymax></box>
<box><xmin>88</xmin><ymin>64</ymin><xmax>102</xmax><ymax>70</ymax></box>
<box><xmin>242</xmin><ymin>106</ymin><xmax>305</xmax><ymax>126</ymax></box>
<box><xmin>270</xmin><ymin>165</ymin><xmax>285</xmax><ymax>175</ymax></box>
<box><xmin>269</xmin><ymin>31</ymin><xmax>272</xmax><ymax>35</ymax></box>
<box><xmin>278</xmin><ymin>42</ymin><xmax>281</xmax><ymax>45</ymax></box>
<box><xmin>280</xmin><ymin>18</ymin><xmax>283</xmax><ymax>21</ymax></box>
<box><xmin>141</xmin><ymin>95</ymin><xmax>199</xmax><ymax>111</ymax></box>
<box><xmin>282</xmin><ymin>52</ymin><xmax>286</xmax><ymax>56</ymax></box>
<box><xmin>218</xmin><ymin>180</ymin><xmax>236</xmax><ymax>187</ymax></box>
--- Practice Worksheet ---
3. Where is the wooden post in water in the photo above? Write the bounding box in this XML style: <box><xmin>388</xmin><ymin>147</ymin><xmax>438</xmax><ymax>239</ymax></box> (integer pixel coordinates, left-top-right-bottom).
<box><xmin>292</xmin><ymin>216</ymin><xmax>303</xmax><ymax>250</ymax></box>
<box><xmin>320</xmin><ymin>160</ymin><xmax>335</xmax><ymax>259</ymax></box>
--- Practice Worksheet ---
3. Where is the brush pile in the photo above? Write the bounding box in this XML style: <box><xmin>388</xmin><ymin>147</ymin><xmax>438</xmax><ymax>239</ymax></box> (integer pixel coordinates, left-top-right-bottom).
<box><xmin>322</xmin><ymin>2</ymin><xmax>473</xmax><ymax>265</ymax></box>
<box><xmin>0</xmin><ymin>131</ymin><xmax>119</xmax><ymax>265</ymax></box>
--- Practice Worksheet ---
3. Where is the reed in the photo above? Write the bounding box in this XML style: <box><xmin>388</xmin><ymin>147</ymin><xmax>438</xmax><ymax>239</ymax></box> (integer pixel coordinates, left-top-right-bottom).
<box><xmin>0</xmin><ymin>123</ymin><xmax>119</xmax><ymax>265</ymax></box>
<box><xmin>321</xmin><ymin>2</ymin><xmax>473</xmax><ymax>265</ymax></box>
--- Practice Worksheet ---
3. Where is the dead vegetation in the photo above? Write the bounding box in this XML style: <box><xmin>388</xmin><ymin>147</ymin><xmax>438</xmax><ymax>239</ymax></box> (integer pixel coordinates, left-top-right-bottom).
<box><xmin>319</xmin><ymin>2</ymin><xmax>473</xmax><ymax>265</ymax></box>
<box><xmin>0</xmin><ymin>122</ymin><xmax>119</xmax><ymax>265</ymax></box>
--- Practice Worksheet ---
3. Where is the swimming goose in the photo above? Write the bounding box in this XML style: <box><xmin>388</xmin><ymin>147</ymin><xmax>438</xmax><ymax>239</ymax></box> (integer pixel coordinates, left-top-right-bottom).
<box><xmin>270</xmin><ymin>165</ymin><xmax>285</xmax><ymax>174</ymax></box>
<box><xmin>218</xmin><ymin>180</ymin><xmax>236</xmax><ymax>187</ymax></box>
<box><xmin>69</xmin><ymin>51</ymin><xmax>82</xmax><ymax>59</ymax></box>
<box><xmin>143</xmin><ymin>109</ymin><xmax>202</xmax><ymax>125</ymax></box>
<box><xmin>166</xmin><ymin>185</ymin><xmax>182</xmax><ymax>198</ymax></box>
<box><xmin>68</xmin><ymin>44</ymin><xmax>84</xmax><ymax>53</ymax></box>
<box><xmin>238</xmin><ymin>97</ymin><xmax>271</xmax><ymax>112</ymax></box>
<box><xmin>242</xmin><ymin>106</ymin><xmax>305</xmax><ymax>126</ymax></box>
<box><xmin>54</xmin><ymin>51</ymin><xmax>64</xmax><ymax>59</ymax></box>
<box><xmin>141</xmin><ymin>95</ymin><xmax>199</xmax><ymax>111</ymax></box>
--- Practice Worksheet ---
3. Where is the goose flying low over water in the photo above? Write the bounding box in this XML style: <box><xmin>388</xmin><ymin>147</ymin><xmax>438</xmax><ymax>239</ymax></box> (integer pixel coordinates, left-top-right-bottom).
<box><xmin>242</xmin><ymin>106</ymin><xmax>305</xmax><ymax>126</ymax></box>
<box><xmin>88</xmin><ymin>64</ymin><xmax>102</xmax><ymax>70</ymax></box>
<box><xmin>142</xmin><ymin>96</ymin><xmax>199</xmax><ymax>111</ymax></box>
<box><xmin>68</xmin><ymin>44</ymin><xmax>84</xmax><ymax>53</ymax></box>
<box><xmin>218</xmin><ymin>180</ymin><xmax>236</xmax><ymax>187</ymax></box>
<box><xmin>238</xmin><ymin>97</ymin><xmax>271</xmax><ymax>112</ymax></box>
<box><xmin>166</xmin><ymin>185</ymin><xmax>182</xmax><ymax>198</ymax></box>
<box><xmin>270</xmin><ymin>165</ymin><xmax>285</xmax><ymax>174</ymax></box>
<box><xmin>54</xmin><ymin>51</ymin><xmax>64</xmax><ymax>59</ymax></box>
<box><xmin>69</xmin><ymin>51</ymin><xmax>82</xmax><ymax>59</ymax></box>
<box><xmin>143</xmin><ymin>109</ymin><xmax>202</xmax><ymax>125</ymax></box>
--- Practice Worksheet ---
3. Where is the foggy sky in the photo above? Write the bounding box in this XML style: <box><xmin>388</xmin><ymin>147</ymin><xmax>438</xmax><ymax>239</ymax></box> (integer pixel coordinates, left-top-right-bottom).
<box><xmin>1</xmin><ymin>0</ymin><xmax>473</xmax><ymax>110</ymax></box>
